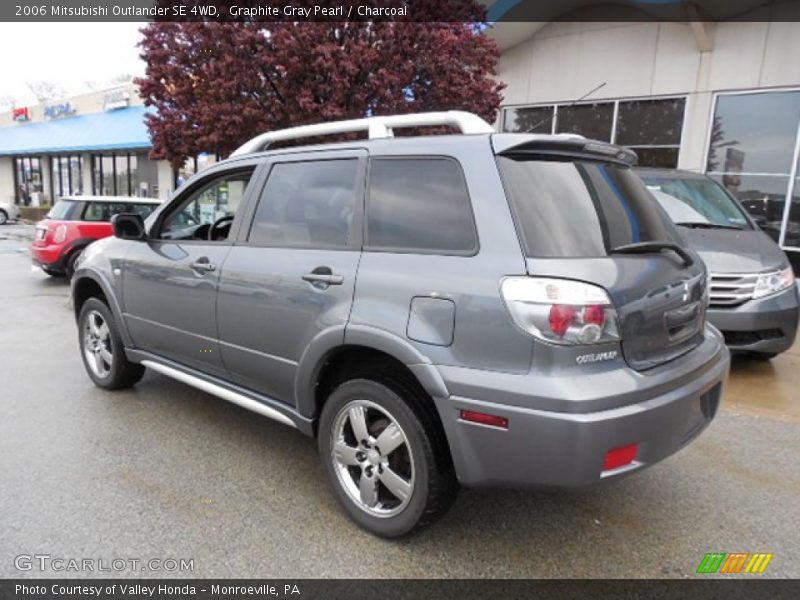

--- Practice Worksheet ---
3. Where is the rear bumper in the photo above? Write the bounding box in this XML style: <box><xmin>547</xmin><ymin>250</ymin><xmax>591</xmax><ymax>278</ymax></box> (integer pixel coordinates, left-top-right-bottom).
<box><xmin>30</xmin><ymin>243</ymin><xmax>65</xmax><ymax>270</ymax></box>
<box><xmin>708</xmin><ymin>285</ymin><xmax>799</xmax><ymax>354</ymax></box>
<box><xmin>433</xmin><ymin>327</ymin><xmax>730</xmax><ymax>488</ymax></box>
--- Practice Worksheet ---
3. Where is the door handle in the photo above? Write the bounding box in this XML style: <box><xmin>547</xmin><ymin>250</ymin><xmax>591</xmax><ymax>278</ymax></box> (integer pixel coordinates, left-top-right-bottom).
<box><xmin>190</xmin><ymin>260</ymin><xmax>216</xmax><ymax>274</ymax></box>
<box><xmin>302</xmin><ymin>273</ymin><xmax>344</xmax><ymax>285</ymax></box>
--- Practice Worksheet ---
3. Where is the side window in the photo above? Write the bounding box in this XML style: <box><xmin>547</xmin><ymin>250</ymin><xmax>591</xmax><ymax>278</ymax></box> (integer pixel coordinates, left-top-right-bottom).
<box><xmin>248</xmin><ymin>159</ymin><xmax>360</xmax><ymax>248</ymax></box>
<box><xmin>366</xmin><ymin>158</ymin><xmax>477</xmax><ymax>253</ymax></box>
<box><xmin>160</xmin><ymin>169</ymin><xmax>254</xmax><ymax>241</ymax></box>
<box><xmin>84</xmin><ymin>202</ymin><xmax>144</xmax><ymax>222</ymax></box>
<box><xmin>82</xmin><ymin>202</ymin><xmax>116</xmax><ymax>221</ymax></box>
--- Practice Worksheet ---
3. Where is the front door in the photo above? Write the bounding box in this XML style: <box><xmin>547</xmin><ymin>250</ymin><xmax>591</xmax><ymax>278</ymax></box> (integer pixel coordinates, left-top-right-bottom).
<box><xmin>216</xmin><ymin>150</ymin><xmax>366</xmax><ymax>404</ymax></box>
<box><xmin>122</xmin><ymin>166</ymin><xmax>260</xmax><ymax>378</ymax></box>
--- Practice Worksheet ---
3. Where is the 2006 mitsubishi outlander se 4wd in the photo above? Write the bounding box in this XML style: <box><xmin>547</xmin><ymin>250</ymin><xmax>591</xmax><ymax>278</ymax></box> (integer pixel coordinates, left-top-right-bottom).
<box><xmin>71</xmin><ymin>111</ymin><xmax>730</xmax><ymax>537</ymax></box>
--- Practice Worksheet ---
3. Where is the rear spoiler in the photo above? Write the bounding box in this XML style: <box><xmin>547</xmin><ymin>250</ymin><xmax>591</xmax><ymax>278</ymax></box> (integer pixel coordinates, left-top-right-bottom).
<box><xmin>492</xmin><ymin>134</ymin><xmax>638</xmax><ymax>166</ymax></box>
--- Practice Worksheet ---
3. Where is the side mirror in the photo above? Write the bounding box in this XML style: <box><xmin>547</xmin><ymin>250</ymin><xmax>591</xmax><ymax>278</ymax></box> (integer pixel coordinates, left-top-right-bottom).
<box><xmin>111</xmin><ymin>213</ymin><xmax>146</xmax><ymax>240</ymax></box>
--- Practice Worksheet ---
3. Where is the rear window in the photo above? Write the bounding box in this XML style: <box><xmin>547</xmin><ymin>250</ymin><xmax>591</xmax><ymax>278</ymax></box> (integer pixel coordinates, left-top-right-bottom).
<box><xmin>82</xmin><ymin>202</ymin><xmax>159</xmax><ymax>222</ymax></box>
<box><xmin>366</xmin><ymin>158</ymin><xmax>477</xmax><ymax>254</ymax></box>
<box><xmin>496</xmin><ymin>157</ymin><xmax>678</xmax><ymax>258</ymax></box>
<box><xmin>47</xmin><ymin>200</ymin><xmax>81</xmax><ymax>221</ymax></box>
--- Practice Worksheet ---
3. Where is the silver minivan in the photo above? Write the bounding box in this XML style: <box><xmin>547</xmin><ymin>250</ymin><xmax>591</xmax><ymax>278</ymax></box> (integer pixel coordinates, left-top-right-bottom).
<box><xmin>638</xmin><ymin>168</ymin><xmax>799</xmax><ymax>359</ymax></box>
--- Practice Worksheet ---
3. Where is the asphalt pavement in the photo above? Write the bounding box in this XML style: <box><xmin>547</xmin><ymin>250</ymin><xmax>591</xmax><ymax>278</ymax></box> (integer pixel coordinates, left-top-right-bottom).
<box><xmin>1</xmin><ymin>224</ymin><xmax>799</xmax><ymax>578</ymax></box>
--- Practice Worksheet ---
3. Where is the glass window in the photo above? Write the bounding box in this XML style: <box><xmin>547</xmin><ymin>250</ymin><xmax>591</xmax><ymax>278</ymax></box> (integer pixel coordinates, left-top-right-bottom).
<box><xmin>787</xmin><ymin>176</ymin><xmax>800</xmax><ymax>249</ymax></box>
<box><xmin>249</xmin><ymin>159</ymin><xmax>359</xmax><ymax>248</ymax></box>
<box><xmin>708</xmin><ymin>173</ymin><xmax>790</xmax><ymax>244</ymax></box>
<box><xmin>101</xmin><ymin>156</ymin><xmax>115</xmax><ymax>195</ymax></box>
<box><xmin>115</xmin><ymin>155</ymin><xmax>129</xmax><ymax>196</ymax></box>
<box><xmin>15</xmin><ymin>157</ymin><xmax>43</xmax><ymax>205</ymax></box>
<box><xmin>160</xmin><ymin>170</ymin><xmax>254</xmax><ymax>242</ymax></box>
<box><xmin>633</xmin><ymin>147</ymin><xmax>679</xmax><ymax>169</ymax></box>
<box><xmin>83</xmin><ymin>201</ymin><xmax>159</xmax><ymax>222</ymax></box>
<box><xmin>47</xmin><ymin>199</ymin><xmax>81</xmax><ymax>220</ymax></box>
<box><xmin>367</xmin><ymin>158</ymin><xmax>477</xmax><ymax>253</ymax></box>
<box><xmin>616</xmin><ymin>98</ymin><xmax>685</xmax><ymax>147</ymax></box>
<box><xmin>556</xmin><ymin>102</ymin><xmax>614</xmax><ymax>142</ymax></box>
<box><xmin>503</xmin><ymin>106</ymin><xmax>554</xmax><ymax>134</ymax></box>
<box><xmin>639</xmin><ymin>174</ymin><xmax>751</xmax><ymax>229</ymax></box>
<box><xmin>497</xmin><ymin>157</ymin><xmax>678</xmax><ymax>258</ymax></box>
<box><xmin>707</xmin><ymin>91</ymin><xmax>800</xmax><ymax>174</ymax></box>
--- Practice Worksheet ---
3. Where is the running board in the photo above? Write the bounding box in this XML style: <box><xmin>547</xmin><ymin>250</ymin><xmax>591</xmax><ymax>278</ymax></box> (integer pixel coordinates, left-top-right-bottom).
<box><xmin>141</xmin><ymin>360</ymin><xmax>297</xmax><ymax>429</ymax></box>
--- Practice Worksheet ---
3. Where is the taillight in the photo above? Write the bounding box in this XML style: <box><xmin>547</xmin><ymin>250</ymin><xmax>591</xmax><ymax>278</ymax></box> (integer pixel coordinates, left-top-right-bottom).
<box><xmin>501</xmin><ymin>277</ymin><xmax>620</xmax><ymax>345</ymax></box>
<box><xmin>53</xmin><ymin>224</ymin><xmax>67</xmax><ymax>244</ymax></box>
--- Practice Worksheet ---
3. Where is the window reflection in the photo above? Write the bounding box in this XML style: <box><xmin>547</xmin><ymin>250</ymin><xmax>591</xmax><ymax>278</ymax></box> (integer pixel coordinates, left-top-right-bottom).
<box><xmin>503</xmin><ymin>106</ymin><xmax>554</xmax><ymax>134</ymax></box>
<box><xmin>556</xmin><ymin>102</ymin><xmax>613</xmax><ymax>141</ymax></box>
<box><xmin>707</xmin><ymin>91</ymin><xmax>800</xmax><ymax>174</ymax></box>
<box><xmin>709</xmin><ymin>173</ymin><xmax>789</xmax><ymax>244</ymax></box>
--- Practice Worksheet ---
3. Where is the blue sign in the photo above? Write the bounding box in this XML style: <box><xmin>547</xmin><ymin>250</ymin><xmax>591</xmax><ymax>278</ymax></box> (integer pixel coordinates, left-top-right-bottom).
<box><xmin>44</xmin><ymin>102</ymin><xmax>74</xmax><ymax>119</ymax></box>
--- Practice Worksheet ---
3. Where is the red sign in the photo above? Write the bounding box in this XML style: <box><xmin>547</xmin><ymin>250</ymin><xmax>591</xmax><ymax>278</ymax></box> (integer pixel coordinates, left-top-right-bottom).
<box><xmin>12</xmin><ymin>107</ymin><xmax>30</xmax><ymax>122</ymax></box>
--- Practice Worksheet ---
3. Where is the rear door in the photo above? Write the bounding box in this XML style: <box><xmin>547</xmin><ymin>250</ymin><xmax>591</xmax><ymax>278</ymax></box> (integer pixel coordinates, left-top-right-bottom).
<box><xmin>496</xmin><ymin>153</ymin><xmax>707</xmax><ymax>371</ymax></box>
<box><xmin>216</xmin><ymin>150</ymin><xmax>366</xmax><ymax>404</ymax></box>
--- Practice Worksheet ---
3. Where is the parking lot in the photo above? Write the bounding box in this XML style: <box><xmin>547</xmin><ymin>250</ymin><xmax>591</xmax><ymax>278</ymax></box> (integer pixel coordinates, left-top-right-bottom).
<box><xmin>1</xmin><ymin>223</ymin><xmax>799</xmax><ymax>578</ymax></box>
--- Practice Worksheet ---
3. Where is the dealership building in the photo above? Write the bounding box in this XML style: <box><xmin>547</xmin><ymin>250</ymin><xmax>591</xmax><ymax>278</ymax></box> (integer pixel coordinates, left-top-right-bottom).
<box><xmin>0</xmin><ymin>83</ymin><xmax>217</xmax><ymax>208</ymax></box>
<box><xmin>491</xmin><ymin>3</ymin><xmax>800</xmax><ymax>257</ymax></box>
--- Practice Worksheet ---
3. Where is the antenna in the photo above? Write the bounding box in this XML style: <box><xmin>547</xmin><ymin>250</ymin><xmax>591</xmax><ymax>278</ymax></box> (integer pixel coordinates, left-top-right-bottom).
<box><xmin>527</xmin><ymin>82</ymin><xmax>607</xmax><ymax>133</ymax></box>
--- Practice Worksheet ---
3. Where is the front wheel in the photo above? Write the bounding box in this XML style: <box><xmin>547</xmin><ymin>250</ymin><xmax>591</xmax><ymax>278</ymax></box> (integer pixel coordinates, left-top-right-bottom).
<box><xmin>318</xmin><ymin>378</ymin><xmax>457</xmax><ymax>538</ymax></box>
<box><xmin>78</xmin><ymin>298</ymin><xmax>145</xmax><ymax>390</ymax></box>
<box><xmin>0</xmin><ymin>210</ymin><xmax>7</xmax><ymax>225</ymax></box>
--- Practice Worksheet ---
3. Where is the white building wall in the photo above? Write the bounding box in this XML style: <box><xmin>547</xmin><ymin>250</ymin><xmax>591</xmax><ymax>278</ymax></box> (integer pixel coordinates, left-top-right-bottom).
<box><xmin>496</xmin><ymin>19</ymin><xmax>800</xmax><ymax>171</ymax></box>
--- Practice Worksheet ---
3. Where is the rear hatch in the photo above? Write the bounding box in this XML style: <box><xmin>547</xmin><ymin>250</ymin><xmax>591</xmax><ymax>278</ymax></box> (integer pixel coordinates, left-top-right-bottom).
<box><xmin>494</xmin><ymin>135</ymin><xmax>707</xmax><ymax>371</ymax></box>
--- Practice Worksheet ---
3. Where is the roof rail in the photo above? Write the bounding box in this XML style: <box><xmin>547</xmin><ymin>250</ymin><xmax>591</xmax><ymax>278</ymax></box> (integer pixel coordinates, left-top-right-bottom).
<box><xmin>230</xmin><ymin>111</ymin><xmax>495</xmax><ymax>157</ymax></box>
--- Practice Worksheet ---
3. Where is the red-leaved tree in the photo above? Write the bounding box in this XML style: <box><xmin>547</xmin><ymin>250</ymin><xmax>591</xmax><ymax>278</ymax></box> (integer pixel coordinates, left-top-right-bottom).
<box><xmin>136</xmin><ymin>18</ymin><xmax>504</xmax><ymax>167</ymax></box>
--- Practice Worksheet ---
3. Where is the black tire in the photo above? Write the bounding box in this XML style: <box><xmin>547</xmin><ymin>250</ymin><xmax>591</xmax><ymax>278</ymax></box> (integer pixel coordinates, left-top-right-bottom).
<box><xmin>42</xmin><ymin>267</ymin><xmax>64</xmax><ymax>278</ymax></box>
<box><xmin>751</xmin><ymin>352</ymin><xmax>778</xmax><ymax>361</ymax></box>
<box><xmin>318</xmin><ymin>376</ymin><xmax>458</xmax><ymax>538</ymax></box>
<box><xmin>0</xmin><ymin>209</ymin><xmax>7</xmax><ymax>225</ymax></box>
<box><xmin>64</xmin><ymin>248</ymin><xmax>83</xmax><ymax>279</ymax></box>
<box><xmin>78</xmin><ymin>297</ymin><xmax>145</xmax><ymax>390</ymax></box>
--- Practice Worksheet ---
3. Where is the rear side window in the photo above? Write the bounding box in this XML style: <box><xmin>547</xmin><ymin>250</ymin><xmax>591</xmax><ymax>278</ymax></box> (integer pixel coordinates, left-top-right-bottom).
<box><xmin>249</xmin><ymin>159</ymin><xmax>359</xmax><ymax>248</ymax></box>
<box><xmin>47</xmin><ymin>200</ymin><xmax>81</xmax><ymax>220</ymax></box>
<box><xmin>366</xmin><ymin>158</ymin><xmax>477</xmax><ymax>254</ymax></box>
<box><xmin>83</xmin><ymin>202</ymin><xmax>159</xmax><ymax>222</ymax></box>
<box><xmin>497</xmin><ymin>157</ymin><xmax>678</xmax><ymax>257</ymax></box>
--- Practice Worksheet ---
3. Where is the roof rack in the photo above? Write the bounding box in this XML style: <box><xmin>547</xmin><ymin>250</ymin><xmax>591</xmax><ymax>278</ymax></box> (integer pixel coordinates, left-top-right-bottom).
<box><xmin>230</xmin><ymin>111</ymin><xmax>495</xmax><ymax>157</ymax></box>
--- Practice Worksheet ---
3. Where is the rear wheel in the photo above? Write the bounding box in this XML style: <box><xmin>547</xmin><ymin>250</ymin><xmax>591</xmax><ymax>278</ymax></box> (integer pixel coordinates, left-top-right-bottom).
<box><xmin>64</xmin><ymin>248</ymin><xmax>83</xmax><ymax>279</ymax></box>
<box><xmin>0</xmin><ymin>209</ymin><xmax>7</xmax><ymax>225</ymax></box>
<box><xmin>751</xmin><ymin>352</ymin><xmax>778</xmax><ymax>361</ymax></box>
<box><xmin>318</xmin><ymin>377</ymin><xmax>457</xmax><ymax>538</ymax></box>
<box><xmin>78</xmin><ymin>298</ymin><xmax>145</xmax><ymax>390</ymax></box>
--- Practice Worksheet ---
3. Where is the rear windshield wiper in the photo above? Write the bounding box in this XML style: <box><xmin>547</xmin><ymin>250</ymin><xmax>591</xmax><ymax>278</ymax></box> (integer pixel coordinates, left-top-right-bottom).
<box><xmin>610</xmin><ymin>241</ymin><xmax>694</xmax><ymax>267</ymax></box>
<box><xmin>674</xmin><ymin>222</ymin><xmax>743</xmax><ymax>230</ymax></box>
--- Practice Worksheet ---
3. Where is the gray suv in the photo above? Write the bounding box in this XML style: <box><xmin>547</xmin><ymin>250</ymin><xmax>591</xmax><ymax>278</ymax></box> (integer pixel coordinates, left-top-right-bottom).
<box><xmin>72</xmin><ymin>112</ymin><xmax>730</xmax><ymax>537</ymax></box>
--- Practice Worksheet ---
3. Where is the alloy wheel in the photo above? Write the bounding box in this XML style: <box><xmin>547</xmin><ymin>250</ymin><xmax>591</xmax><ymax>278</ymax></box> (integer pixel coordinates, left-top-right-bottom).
<box><xmin>330</xmin><ymin>399</ymin><xmax>415</xmax><ymax>518</ymax></box>
<box><xmin>83</xmin><ymin>310</ymin><xmax>113</xmax><ymax>378</ymax></box>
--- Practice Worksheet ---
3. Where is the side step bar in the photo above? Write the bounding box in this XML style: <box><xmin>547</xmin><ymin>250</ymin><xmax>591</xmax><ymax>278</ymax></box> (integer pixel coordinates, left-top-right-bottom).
<box><xmin>141</xmin><ymin>360</ymin><xmax>297</xmax><ymax>429</ymax></box>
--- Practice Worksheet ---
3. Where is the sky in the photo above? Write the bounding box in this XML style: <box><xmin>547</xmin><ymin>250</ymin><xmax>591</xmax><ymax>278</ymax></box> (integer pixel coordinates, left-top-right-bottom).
<box><xmin>0</xmin><ymin>23</ymin><xmax>146</xmax><ymax>106</ymax></box>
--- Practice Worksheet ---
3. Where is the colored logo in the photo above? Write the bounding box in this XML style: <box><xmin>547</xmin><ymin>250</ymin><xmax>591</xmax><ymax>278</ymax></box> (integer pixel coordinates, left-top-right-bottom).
<box><xmin>696</xmin><ymin>552</ymin><xmax>773</xmax><ymax>574</ymax></box>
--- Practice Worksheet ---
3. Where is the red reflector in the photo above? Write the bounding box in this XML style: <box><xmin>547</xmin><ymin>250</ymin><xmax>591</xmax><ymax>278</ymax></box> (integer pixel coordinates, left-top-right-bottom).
<box><xmin>460</xmin><ymin>410</ymin><xmax>508</xmax><ymax>429</ymax></box>
<box><xmin>602</xmin><ymin>443</ymin><xmax>638</xmax><ymax>471</ymax></box>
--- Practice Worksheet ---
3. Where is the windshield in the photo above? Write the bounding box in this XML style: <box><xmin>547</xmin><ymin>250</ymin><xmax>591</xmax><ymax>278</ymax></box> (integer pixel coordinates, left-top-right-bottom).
<box><xmin>639</xmin><ymin>175</ymin><xmax>751</xmax><ymax>230</ymax></box>
<box><xmin>497</xmin><ymin>157</ymin><xmax>680</xmax><ymax>258</ymax></box>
